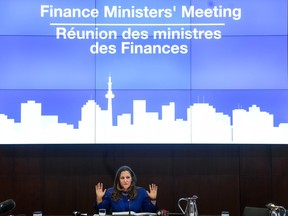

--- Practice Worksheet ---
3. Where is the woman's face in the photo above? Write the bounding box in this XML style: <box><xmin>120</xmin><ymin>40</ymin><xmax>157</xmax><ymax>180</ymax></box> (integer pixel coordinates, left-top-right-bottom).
<box><xmin>119</xmin><ymin>170</ymin><xmax>132</xmax><ymax>191</ymax></box>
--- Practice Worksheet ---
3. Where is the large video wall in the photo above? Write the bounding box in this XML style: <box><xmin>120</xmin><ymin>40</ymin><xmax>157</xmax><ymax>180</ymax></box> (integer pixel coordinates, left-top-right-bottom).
<box><xmin>0</xmin><ymin>0</ymin><xmax>287</xmax><ymax>144</ymax></box>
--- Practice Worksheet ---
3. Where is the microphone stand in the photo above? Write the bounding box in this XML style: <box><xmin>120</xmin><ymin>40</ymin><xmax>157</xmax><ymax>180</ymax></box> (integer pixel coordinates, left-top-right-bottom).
<box><xmin>128</xmin><ymin>199</ymin><xmax>130</xmax><ymax>216</ymax></box>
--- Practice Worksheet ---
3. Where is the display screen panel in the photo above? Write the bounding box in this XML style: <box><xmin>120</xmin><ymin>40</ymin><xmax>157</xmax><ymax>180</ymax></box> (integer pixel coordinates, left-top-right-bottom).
<box><xmin>0</xmin><ymin>0</ymin><xmax>287</xmax><ymax>144</ymax></box>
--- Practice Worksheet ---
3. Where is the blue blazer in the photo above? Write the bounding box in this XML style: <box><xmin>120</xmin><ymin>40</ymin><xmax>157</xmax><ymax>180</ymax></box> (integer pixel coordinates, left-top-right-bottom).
<box><xmin>94</xmin><ymin>187</ymin><xmax>158</xmax><ymax>213</ymax></box>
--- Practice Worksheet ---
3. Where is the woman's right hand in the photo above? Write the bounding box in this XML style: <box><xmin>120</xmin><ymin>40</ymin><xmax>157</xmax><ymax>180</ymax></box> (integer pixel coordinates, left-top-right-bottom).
<box><xmin>95</xmin><ymin>182</ymin><xmax>106</xmax><ymax>203</ymax></box>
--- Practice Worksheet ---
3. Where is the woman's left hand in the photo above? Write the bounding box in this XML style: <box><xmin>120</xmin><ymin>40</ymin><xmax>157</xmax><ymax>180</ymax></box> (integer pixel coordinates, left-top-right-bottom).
<box><xmin>147</xmin><ymin>183</ymin><xmax>158</xmax><ymax>200</ymax></box>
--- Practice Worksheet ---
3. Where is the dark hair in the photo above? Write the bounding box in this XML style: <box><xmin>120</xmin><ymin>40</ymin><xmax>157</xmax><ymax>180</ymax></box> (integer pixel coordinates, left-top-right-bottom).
<box><xmin>111</xmin><ymin>166</ymin><xmax>138</xmax><ymax>201</ymax></box>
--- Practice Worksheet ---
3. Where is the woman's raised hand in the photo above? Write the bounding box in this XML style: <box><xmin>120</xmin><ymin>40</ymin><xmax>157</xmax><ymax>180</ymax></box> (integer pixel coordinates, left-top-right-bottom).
<box><xmin>147</xmin><ymin>183</ymin><xmax>158</xmax><ymax>200</ymax></box>
<box><xmin>95</xmin><ymin>182</ymin><xmax>106</xmax><ymax>202</ymax></box>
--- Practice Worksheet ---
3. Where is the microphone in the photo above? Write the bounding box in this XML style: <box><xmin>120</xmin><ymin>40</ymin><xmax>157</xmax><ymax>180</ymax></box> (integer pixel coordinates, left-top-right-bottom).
<box><xmin>266</xmin><ymin>203</ymin><xmax>287</xmax><ymax>214</ymax></box>
<box><xmin>266</xmin><ymin>203</ymin><xmax>279</xmax><ymax>210</ymax></box>
<box><xmin>0</xmin><ymin>199</ymin><xmax>16</xmax><ymax>214</ymax></box>
<box><xmin>128</xmin><ymin>199</ymin><xmax>131</xmax><ymax>216</ymax></box>
<box><xmin>122</xmin><ymin>192</ymin><xmax>131</xmax><ymax>216</ymax></box>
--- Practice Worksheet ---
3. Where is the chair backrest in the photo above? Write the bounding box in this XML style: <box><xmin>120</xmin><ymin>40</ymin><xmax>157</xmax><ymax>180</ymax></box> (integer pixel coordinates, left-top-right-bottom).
<box><xmin>242</xmin><ymin>206</ymin><xmax>269</xmax><ymax>216</ymax></box>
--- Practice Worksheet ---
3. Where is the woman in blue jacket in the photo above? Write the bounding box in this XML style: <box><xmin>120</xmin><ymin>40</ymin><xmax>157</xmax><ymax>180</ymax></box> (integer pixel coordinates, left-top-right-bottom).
<box><xmin>94</xmin><ymin>165</ymin><xmax>159</xmax><ymax>214</ymax></box>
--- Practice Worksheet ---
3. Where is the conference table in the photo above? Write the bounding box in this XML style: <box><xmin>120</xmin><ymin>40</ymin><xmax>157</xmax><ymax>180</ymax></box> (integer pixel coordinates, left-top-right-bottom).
<box><xmin>46</xmin><ymin>215</ymin><xmax>218</xmax><ymax>216</ymax></box>
<box><xmin>45</xmin><ymin>211</ymin><xmax>220</xmax><ymax>216</ymax></box>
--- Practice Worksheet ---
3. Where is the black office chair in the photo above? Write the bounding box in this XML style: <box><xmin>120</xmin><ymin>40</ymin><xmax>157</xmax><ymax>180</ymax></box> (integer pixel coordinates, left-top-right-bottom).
<box><xmin>242</xmin><ymin>206</ymin><xmax>269</xmax><ymax>216</ymax></box>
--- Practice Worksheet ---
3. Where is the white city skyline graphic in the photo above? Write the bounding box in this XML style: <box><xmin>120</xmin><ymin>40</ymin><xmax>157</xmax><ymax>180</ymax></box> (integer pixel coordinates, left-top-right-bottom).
<box><xmin>0</xmin><ymin>76</ymin><xmax>288</xmax><ymax>144</ymax></box>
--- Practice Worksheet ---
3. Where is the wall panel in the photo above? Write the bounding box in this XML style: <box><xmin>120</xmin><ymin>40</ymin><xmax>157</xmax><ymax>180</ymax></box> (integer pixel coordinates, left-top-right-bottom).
<box><xmin>0</xmin><ymin>144</ymin><xmax>287</xmax><ymax>216</ymax></box>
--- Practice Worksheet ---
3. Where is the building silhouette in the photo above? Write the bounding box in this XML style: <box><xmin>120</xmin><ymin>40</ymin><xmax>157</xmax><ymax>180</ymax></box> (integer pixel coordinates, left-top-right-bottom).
<box><xmin>0</xmin><ymin>77</ymin><xmax>288</xmax><ymax>144</ymax></box>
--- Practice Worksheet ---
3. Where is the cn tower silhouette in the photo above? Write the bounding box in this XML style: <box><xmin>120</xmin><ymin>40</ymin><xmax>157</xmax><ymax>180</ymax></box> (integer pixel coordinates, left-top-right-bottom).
<box><xmin>105</xmin><ymin>76</ymin><xmax>115</xmax><ymax>126</ymax></box>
